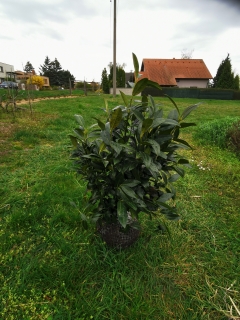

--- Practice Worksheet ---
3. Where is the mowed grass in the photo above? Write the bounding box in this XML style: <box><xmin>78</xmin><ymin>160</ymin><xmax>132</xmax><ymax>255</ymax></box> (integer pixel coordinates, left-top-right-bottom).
<box><xmin>0</xmin><ymin>95</ymin><xmax>240</xmax><ymax>319</ymax></box>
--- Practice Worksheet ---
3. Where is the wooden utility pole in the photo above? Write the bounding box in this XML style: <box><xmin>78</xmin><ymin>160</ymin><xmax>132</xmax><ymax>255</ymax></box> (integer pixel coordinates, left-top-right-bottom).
<box><xmin>69</xmin><ymin>78</ymin><xmax>72</xmax><ymax>95</ymax></box>
<box><xmin>84</xmin><ymin>80</ymin><xmax>87</xmax><ymax>96</ymax></box>
<box><xmin>113</xmin><ymin>0</ymin><xmax>117</xmax><ymax>97</ymax></box>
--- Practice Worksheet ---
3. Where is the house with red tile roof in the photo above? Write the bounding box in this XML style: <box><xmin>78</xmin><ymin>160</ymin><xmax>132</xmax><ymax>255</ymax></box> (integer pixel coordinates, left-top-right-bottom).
<box><xmin>139</xmin><ymin>58</ymin><xmax>212</xmax><ymax>88</ymax></box>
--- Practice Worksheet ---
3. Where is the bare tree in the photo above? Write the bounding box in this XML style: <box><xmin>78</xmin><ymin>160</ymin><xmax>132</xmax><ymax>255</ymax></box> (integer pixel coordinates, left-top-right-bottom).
<box><xmin>181</xmin><ymin>49</ymin><xmax>194</xmax><ymax>59</ymax></box>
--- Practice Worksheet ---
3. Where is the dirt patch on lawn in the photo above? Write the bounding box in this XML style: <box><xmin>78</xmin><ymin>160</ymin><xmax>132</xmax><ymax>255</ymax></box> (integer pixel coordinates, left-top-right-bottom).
<box><xmin>0</xmin><ymin>122</ymin><xmax>17</xmax><ymax>138</ymax></box>
<box><xmin>0</xmin><ymin>122</ymin><xmax>18</xmax><ymax>157</ymax></box>
<box><xmin>16</xmin><ymin>95</ymin><xmax>81</xmax><ymax>105</ymax></box>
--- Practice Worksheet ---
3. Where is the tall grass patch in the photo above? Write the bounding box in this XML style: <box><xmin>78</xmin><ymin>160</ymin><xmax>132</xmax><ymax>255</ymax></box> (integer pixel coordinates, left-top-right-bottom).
<box><xmin>227</xmin><ymin>119</ymin><xmax>240</xmax><ymax>157</ymax></box>
<box><xmin>193</xmin><ymin>116</ymin><xmax>240</xmax><ymax>149</ymax></box>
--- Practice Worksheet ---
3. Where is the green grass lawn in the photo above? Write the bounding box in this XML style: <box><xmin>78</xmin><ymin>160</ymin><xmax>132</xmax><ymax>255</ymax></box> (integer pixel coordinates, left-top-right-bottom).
<box><xmin>0</xmin><ymin>95</ymin><xmax>240</xmax><ymax>319</ymax></box>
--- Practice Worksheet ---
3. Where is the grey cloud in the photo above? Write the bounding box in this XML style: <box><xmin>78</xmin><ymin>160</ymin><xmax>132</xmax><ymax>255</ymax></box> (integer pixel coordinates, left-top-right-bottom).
<box><xmin>162</xmin><ymin>0</ymin><xmax>240</xmax><ymax>53</ymax></box>
<box><xmin>0</xmin><ymin>0</ymin><xmax>97</xmax><ymax>26</ymax></box>
<box><xmin>0</xmin><ymin>35</ymin><xmax>14</xmax><ymax>40</ymax></box>
<box><xmin>120</xmin><ymin>0</ymin><xmax>240</xmax><ymax>29</ymax></box>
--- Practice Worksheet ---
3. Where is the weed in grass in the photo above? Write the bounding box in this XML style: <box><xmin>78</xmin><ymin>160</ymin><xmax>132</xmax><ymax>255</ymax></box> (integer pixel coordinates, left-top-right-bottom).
<box><xmin>227</xmin><ymin>119</ymin><xmax>240</xmax><ymax>158</ymax></box>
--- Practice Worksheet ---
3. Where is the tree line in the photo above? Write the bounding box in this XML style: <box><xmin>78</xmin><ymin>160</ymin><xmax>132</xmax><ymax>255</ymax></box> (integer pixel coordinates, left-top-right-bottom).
<box><xmin>23</xmin><ymin>57</ymin><xmax>75</xmax><ymax>88</ymax></box>
<box><xmin>101</xmin><ymin>63</ymin><xmax>126</xmax><ymax>94</ymax></box>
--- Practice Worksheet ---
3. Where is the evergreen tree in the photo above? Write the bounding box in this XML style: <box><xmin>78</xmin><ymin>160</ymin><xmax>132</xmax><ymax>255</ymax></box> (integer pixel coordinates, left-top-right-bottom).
<box><xmin>59</xmin><ymin>70</ymin><xmax>75</xmax><ymax>88</ymax></box>
<box><xmin>213</xmin><ymin>54</ymin><xmax>238</xmax><ymax>89</ymax></box>
<box><xmin>39</xmin><ymin>56</ymin><xmax>52</xmax><ymax>74</ymax></box>
<box><xmin>108</xmin><ymin>64</ymin><xmax>126</xmax><ymax>88</ymax></box>
<box><xmin>24</xmin><ymin>61</ymin><xmax>34</xmax><ymax>73</ymax></box>
<box><xmin>51</xmin><ymin>58</ymin><xmax>62</xmax><ymax>72</ymax></box>
<box><xmin>39</xmin><ymin>57</ymin><xmax>75</xmax><ymax>87</ymax></box>
<box><xmin>49</xmin><ymin>58</ymin><xmax>63</xmax><ymax>86</ymax></box>
<box><xmin>101</xmin><ymin>68</ymin><xmax>109</xmax><ymax>94</ymax></box>
<box><xmin>233</xmin><ymin>74</ymin><xmax>239</xmax><ymax>90</ymax></box>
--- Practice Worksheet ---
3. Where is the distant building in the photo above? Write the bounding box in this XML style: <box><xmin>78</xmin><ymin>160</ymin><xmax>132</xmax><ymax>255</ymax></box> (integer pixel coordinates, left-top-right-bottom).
<box><xmin>125</xmin><ymin>72</ymin><xmax>135</xmax><ymax>88</ymax></box>
<box><xmin>139</xmin><ymin>58</ymin><xmax>213</xmax><ymax>88</ymax></box>
<box><xmin>0</xmin><ymin>62</ymin><xmax>15</xmax><ymax>83</ymax></box>
<box><xmin>15</xmin><ymin>70</ymin><xmax>50</xmax><ymax>87</ymax></box>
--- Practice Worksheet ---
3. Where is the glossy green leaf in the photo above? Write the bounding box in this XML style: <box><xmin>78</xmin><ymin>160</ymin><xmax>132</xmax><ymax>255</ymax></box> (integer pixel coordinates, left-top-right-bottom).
<box><xmin>168</xmin><ymin>109</ymin><xmax>179</xmax><ymax>121</ymax></box>
<box><xmin>151</xmin><ymin>117</ymin><xmax>165</xmax><ymax>129</ymax></box>
<box><xmin>104</xmin><ymin>99</ymin><xmax>109</xmax><ymax>115</ymax></box>
<box><xmin>168</xmin><ymin>173</ymin><xmax>180</xmax><ymax>182</ymax></box>
<box><xmin>146</xmin><ymin>139</ymin><xmax>160</xmax><ymax>156</ymax></box>
<box><xmin>117</xmin><ymin>201</ymin><xmax>128</xmax><ymax>228</ymax></box>
<box><xmin>148</xmin><ymin>95</ymin><xmax>157</xmax><ymax>115</ymax></box>
<box><xmin>73</xmin><ymin>128</ymin><xmax>84</xmax><ymax>138</ymax></box>
<box><xmin>110</xmin><ymin>141</ymin><xmax>123</xmax><ymax>155</ymax></box>
<box><xmin>103</xmin><ymin>160</ymin><xmax>109</xmax><ymax>168</ymax></box>
<box><xmin>140</xmin><ymin>118</ymin><xmax>153</xmax><ymax>138</ymax></box>
<box><xmin>88</xmin><ymin>131</ymin><xmax>101</xmax><ymax>138</ymax></box>
<box><xmin>119</xmin><ymin>144</ymin><xmax>136</xmax><ymax>153</ymax></box>
<box><xmin>124</xmin><ymin>200</ymin><xmax>138</xmax><ymax>212</ymax></box>
<box><xmin>138</xmin><ymin>152</ymin><xmax>151</xmax><ymax>168</ymax></box>
<box><xmin>121</xmin><ymin>180</ymin><xmax>141</xmax><ymax>187</ymax></box>
<box><xmin>164</xmin><ymin>119</ymin><xmax>180</xmax><ymax>127</ymax></box>
<box><xmin>120</xmin><ymin>185</ymin><xmax>138</xmax><ymax>199</ymax></box>
<box><xmin>110</xmin><ymin>107</ymin><xmax>122</xmax><ymax>133</ymax></box>
<box><xmin>133</xmin><ymin>110</ymin><xmax>144</xmax><ymax>122</ymax></box>
<box><xmin>161</xmin><ymin>171</ymin><xmax>168</xmax><ymax>184</ymax></box>
<box><xmin>69</xmin><ymin>135</ymin><xmax>78</xmax><ymax>148</ymax></box>
<box><xmin>101</xmin><ymin>130</ymin><xmax>111</xmax><ymax>145</ymax></box>
<box><xmin>119</xmin><ymin>162</ymin><xmax>135</xmax><ymax>174</ymax></box>
<box><xmin>142</xmin><ymin>94</ymin><xmax>148</xmax><ymax>106</ymax></box>
<box><xmin>178</xmin><ymin>159</ymin><xmax>189</xmax><ymax>165</ymax></box>
<box><xmin>173</xmin><ymin>166</ymin><xmax>185</xmax><ymax>177</ymax></box>
<box><xmin>99</xmin><ymin>141</ymin><xmax>106</xmax><ymax>153</ymax></box>
<box><xmin>164</xmin><ymin>94</ymin><xmax>180</xmax><ymax>114</ymax></box>
<box><xmin>180</xmin><ymin>122</ymin><xmax>196</xmax><ymax>128</ymax></box>
<box><xmin>120</xmin><ymin>91</ymin><xmax>129</xmax><ymax>107</ymax></box>
<box><xmin>174</xmin><ymin>138</ymin><xmax>193</xmax><ymax>150</ymax></box>
<box><xmin>132</xmin><ymin>52</ymin><xmax>139</xmax><ymax>81</ymax></box>
<box><xmin>93</xmin><ymin>117</ymin><xmax>105</xmax><ymax>130</ymax></box>
<box><xmin>158</xmin><ymin>151</ymin><xmax>167</xmax><ymax>159</ymax></box>
<box><xmin>74</xmin><ymin>114</ymin><xmax>85</xmax><ymax>127</ymax></box>
<box><xmin>158</xmin><ymin>193</ymin><xmax>174</xmax><ymax>202</ymax></box>
<box><xmin>181</xmin><ymin>103</ymin><xmax>201</xmax><ymax>120</ymax></box>
<box><xmin>147</xmin><ymin>80</ymin><xmax>162</xmax><ymax>91</ymax></box>
<box><xmin>154</xmin><ymin>109</ymin><xmax>164</xmax><ymax>118</ymax></box>
<box><xmin>132</xmin><ymin>78</ymin><xmax>149</xmax><ymax>96</ymax></box>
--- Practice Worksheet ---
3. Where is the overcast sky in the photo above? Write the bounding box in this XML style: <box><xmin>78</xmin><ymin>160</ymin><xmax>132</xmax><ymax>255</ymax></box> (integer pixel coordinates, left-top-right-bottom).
<box><xmin>1</xmin><ymin>0</ymin><xmax>240</xmax><ymax>82</ymax></box>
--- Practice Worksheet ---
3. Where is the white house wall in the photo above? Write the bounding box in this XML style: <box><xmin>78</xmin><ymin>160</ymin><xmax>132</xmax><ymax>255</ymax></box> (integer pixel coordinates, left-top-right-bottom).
<box><xmin>176</xmin><ymin>79</ymin><xmax>208</xmax><ymax>88</ymax></box>
<box><xmin>110</xmin><ymin>88</ymin><xmax>141</xmax><ymax>96</ymax></box>
<box><xmin>0</xmin><ymin>62</ymin><xmax>15</xmax><ymax>83</ymax></box>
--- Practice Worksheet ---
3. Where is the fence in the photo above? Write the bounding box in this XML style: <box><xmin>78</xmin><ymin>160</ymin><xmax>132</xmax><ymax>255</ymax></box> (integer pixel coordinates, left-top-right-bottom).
<box><xmin>142</xmin><ymin>87</ymin><xmax>240</xmax><ymax>100</ymax></box>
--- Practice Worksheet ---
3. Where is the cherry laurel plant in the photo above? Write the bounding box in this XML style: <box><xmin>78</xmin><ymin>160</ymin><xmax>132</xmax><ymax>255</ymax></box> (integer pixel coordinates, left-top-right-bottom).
<box><xmin>70</xmin><ymin>53</ymin><xmax>200</xmax><ymax>229</ymax></box>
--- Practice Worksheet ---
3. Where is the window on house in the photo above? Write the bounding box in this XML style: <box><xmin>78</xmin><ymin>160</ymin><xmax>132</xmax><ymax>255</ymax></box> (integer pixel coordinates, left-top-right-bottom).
<box><xmin>0</xmin><ymin>66</ymin><xmax>3</xmax><ymax>73</ymax></box>
<box><xmin>44</xmin><ymin>79</ymin><xmax>47</xmax><ymax>84</ymax></box>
